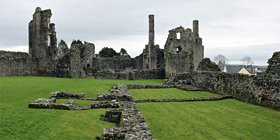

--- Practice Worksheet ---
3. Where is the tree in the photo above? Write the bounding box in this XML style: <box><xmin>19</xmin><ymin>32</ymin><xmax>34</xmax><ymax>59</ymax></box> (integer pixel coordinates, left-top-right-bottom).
<box><xmin>71</xmin><ymin>39</ymin><xmax>83</xmax><ymax>46</ymax></box>
<box><xmin>241</xmin><ymin>56</ymin><xmax>254</xmax><ymax>66</ymax></box>
<box><xmin>214</xmin><ymin>54</ymin><xmax>226</xmax><ymax>64</ymax></box>
<box><xmin>57</xmin><ymin>40</ymin><xmax>69</xmax><ymax>57</ymax></box>
<box><xmin>99</xmin><ymin>47</ymin><xmax>119</xmax><ymax>57</ymax></box>
<box><xmin>119</xmin><ymin>48</ymin><xmax>128</xmax><ymax>56</ymax></box>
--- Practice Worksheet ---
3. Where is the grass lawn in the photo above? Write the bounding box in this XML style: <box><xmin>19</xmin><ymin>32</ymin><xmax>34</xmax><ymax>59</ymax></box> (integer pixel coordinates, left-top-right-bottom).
<box><xmin>56</xmin><ymin>99</ymin><xmax>97</xmax><ymax>107</ymax></box>
<box><xmin>0</xmin><ymin>76</ymin><xmax>163</xmax><ymax>140</ymax></box>
<box><xmin>130</xmin><ymin>88</ymin><xmax>218</xmax><ymax>100</ymax></box>
<box><xmin>137</xmin><ymin>99</ymin><xmax>280</xmax><ymax>140</ymax></box>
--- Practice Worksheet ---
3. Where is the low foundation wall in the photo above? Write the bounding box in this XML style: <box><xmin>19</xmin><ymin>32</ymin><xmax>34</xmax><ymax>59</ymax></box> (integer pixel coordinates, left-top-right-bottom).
<box><xmin>126</xmin><ymin>84</ymin><xmax>175</xmax><ymax>89</ymax></box>
<box><xmin>134</xmin><ymin>95</ymin><xmax>232</xmax><ymax>103</ymax></box>
<box><xmin>51</xmin><ymin>91</ymin><xmax>84</xmax><ymax>99</ymax></box>
<box><xmin>167</xmin><ymin>72</ymin><xmax>280</xmax><ymax>110</ymax></box>
<box><xmin>94</xmin><ymin>68</ymin><xmax>164</xmax><ymax>80</ymax></box>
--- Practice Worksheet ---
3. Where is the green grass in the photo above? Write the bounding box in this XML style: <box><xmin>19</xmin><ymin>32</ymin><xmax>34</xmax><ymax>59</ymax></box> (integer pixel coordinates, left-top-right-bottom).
<box><xmin>0</xmin><ymin>76</ymin><xmax>163</xmax><ymax>140</ymax></box>
<box><xmin>136</xmin><ymin>99</ymin><xmax>280</xmax><ymax>140</ymax></box>
<box><xmin>56</xmin><ymin>99</ymin><xmax>96</xmax><ymax>107</ymax></box>
<box><xmin>130</xmin><ymin>88</ymin><xmax>218</xmax><ymax>100</ymax></box>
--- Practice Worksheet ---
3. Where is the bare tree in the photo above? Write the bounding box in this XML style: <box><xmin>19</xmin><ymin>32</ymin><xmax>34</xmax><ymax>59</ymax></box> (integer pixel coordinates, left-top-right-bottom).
<box><xmin>241</xmin><ymin>56</ymin><xmax>254</xmax><ymax>66</ymax></box>
<box><xmin>214</xmin><ymin>54</ymin><xmax>226</xmax><ymax>64</ymax></box>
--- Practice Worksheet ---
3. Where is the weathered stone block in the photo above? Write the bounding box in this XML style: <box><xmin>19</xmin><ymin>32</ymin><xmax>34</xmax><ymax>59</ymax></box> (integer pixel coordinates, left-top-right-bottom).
<box><xmin>51</xmin><ymin>91</ymin><xmax>84</xmax><ymax>99</ymax></box>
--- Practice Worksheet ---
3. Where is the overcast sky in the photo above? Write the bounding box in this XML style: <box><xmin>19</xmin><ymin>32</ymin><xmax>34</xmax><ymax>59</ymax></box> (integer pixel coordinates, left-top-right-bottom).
<box><xmin>0</xmin><ymin>0</ymin><xmax>279</xmax><ymax>65</ymax></box>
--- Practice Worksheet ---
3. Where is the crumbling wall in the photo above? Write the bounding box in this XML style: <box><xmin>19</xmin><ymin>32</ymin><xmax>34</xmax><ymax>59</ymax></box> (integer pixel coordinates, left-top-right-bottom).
<box><xmin>29</xmin><ymin>7</ymin><xmax>57</xmax><ymax>76</ymax></box>
<box><xmin>266</xmin><ymin>51</ymin><xmax>280</xmax><ymax>79</ymax></box>
<box><xmin>0</xmin><ymin>51</ymin><xmax>33</xmax><ymax>76</ymax></box>
<box><xmin>92</xmin><ymin>55</ymin><xmax>135</xmax><ymax>70</ymax></box>
<box><xmin>54</xmin><ymin>42</ymin><xmax>95</xmax><ymax>78</ymax></box>
<box><xmin>164</xmin><ymin>20</ymin><xmax>204</xmax><ymax>79</ymax></box>
<box><xmin>69</xmin><ymin>44</ymin><xmax>85</xmax><ymax>78</ymax></box>
<box><xmin>143</xmin><ymin>14</ymin><xmax>158</xmax><ymax>70</ymax></box>
<box><xmin>156</xmin><ymin>49</ymin><xmax>165</xmax><ymax>69</ymax></box>
<box><xmin>54</xmin><ymin>52</ymin><xmax>71</xmax><ymax>77</ymax></box>
<box><xmin>83</xmin><ymin>42</ymin><xmax>95</xmax><ymax>68</ymax></box>
<box><xmin>97</xmin><ymin>84</ymin><xmax>155</xmax><ymax>140</ymax></box>
<box><xmin>133</xmin><ymin>54</ymin><xmax>143</xmax><ymax>69</ymax></box>
<box><xmin>197</xmin><ymin>58</ymin><xmax>220</xmax><ymax>71</ymax></box>
<box><xmin>94</xmin><ymin>68</ymin><xmax>165</xmax><ymax>80</ymax></box>
<box><xmin>165</xmin><ymin>50</ymin><xmax>194</xmax><ymax>79</ymax></box>
<box><xmin>168</xmin><ymin>72</ymin><xmax>280</xmax><ymax>110</ymax></box>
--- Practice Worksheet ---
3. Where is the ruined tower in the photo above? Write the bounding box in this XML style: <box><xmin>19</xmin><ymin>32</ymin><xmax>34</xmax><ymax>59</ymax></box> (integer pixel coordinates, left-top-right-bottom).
<box><xmin>143</xmin><ymin>14</ymin><xmax>158</xmax><ymax>69</ymax></box>
<box><xmin>164</xmin><ymin>20</ymin><xmax>204</xmax><ymax>79</ymax></box>
<box><xmin>29</xmin><ymin>7</ymin><xmax>57</xmax><ymax>75</ymax></box>
<box><xmin>192</xmin><ymin>20</ymin><xmax>204</xmax><ymax>70</ymax></box>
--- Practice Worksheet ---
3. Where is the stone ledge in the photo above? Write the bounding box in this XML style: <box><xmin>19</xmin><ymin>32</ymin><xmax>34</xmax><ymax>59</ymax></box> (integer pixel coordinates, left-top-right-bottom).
<box><xmin>51</xmin><ymin>91</ymin><xmax>84</xmax><ymax>99</ymax></box>
<box><xmin>126</xmin><ymin>84</ymin><xmax>176</xmax><ymax>89</ymax></box>
<box><xmin>97</xmin><ymin>84</ymin><xmax>133</xmax><ymax>102</ymax></box>
<box><xmin>28</xmin><ymin>98</ymin><xmax>75</xmax><ymax>110</ymax></box>
<box><xmin>91</xmin><ymin>101</ymin><xmax>120</xmax><ymax>109</ymax></box>
<box><xmin>167</xmin><ymin>72</ymin><xmax>280</xmax><ymax>111</ymax></box>
<box><xmin>97</xmin><ymin>84</ymin><xmax>155</xmax><ymax>140</ymax></box>
<box><xmin>134</xmin><ymin>95</ymin><xmax>232</xmax><ymax>103</ymax></box>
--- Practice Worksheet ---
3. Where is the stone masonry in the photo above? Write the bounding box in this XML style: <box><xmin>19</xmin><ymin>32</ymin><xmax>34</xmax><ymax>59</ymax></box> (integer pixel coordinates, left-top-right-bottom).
<box><xmin>266</xmin><ymin>51</ymin><xmax>280</xmax><ymax>79</ymax></box>
<box><xmin>164</xmin><ymin>20</ymin><xmax>204</xmax><ymax>79</ymax></box>
<box><xmin>0</xmin><ymin>51</ymin><xmax>34</xmax><ymax>76</ymax></box>
<box><xmin>0</xmin><ymin>7</ymin><xmax>205</xmax><ymax>79</ymax></box>
<box><xmin>29</xmin><ymin>7</ymin><xmax>57</xmax><ymax>76</ymax></box>
<box><xmin>167</xmin><ymin>71</ymin><xmax>280</xmax><ymax>110</ymax></box>
<box><xmin>143</xmin><ymin>15</ymin><xmax>158</xmax><ymax>70</ymax></box>
<box><xmin>97</xmin><ymin>84</ymin><xmax>155</xmax><ymax>140</ymax></box>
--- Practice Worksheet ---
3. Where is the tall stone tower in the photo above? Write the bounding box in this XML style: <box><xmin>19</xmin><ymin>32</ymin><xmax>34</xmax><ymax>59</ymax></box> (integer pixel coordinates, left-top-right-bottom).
<box><xmin>143</xmin><ymin>14</ymin><xmax>158</xmax><ymax>69</ymax></box>
<box><xmin>29</xmin><ymin>7</ymin><xmax>57</xmax><ymax>75</ymax></box>
<box><xmin>192</xmin><ymin>20</ymin><xmax>204</xmax><ymax>70</ymax></box>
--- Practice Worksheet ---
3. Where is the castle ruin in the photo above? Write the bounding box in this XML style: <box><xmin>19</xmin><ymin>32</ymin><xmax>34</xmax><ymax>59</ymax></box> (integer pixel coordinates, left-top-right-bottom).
<box><xmin>0</xmin><ymin>7</ymin><xmax>204</xmax><ymax>79</ymax></box>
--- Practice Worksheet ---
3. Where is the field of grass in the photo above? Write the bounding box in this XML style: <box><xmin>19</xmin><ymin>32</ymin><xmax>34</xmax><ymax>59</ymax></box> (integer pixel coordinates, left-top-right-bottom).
<box><xmin>137</xmin><ymin>99</ymin><xmax>280</xmax><ymax>140</ymax></box>
<box><xmin>56</xmin><ymin>99</ymin><xmax>97</xmax><ymax>107</ymax></box>
<box><xmin>1</xmin><ymin>77</ymin><xmax>279</xmax><ymax>140</ymax></box>
<box><xmin>130</xmin><ymin>88</ymin><xmax>218</xmax><ymax>100</ymax></box>
<box><xmin>0</xmin><ymin>76</ymin><xmax>163</xmax><ymax>140</ymax></box>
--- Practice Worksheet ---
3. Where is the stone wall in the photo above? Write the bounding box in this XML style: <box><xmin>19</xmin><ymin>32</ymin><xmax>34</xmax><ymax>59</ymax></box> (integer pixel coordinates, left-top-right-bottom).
<box><xmin>96</xmin><ymin>84</ymin><xmax>155</xmax><ymax>140</ymax></box>
<box><xmin>164</xmin><ymin>21</ymin><xmax>204</xmax><ymax>79</ymax></box>
<box><xmin>29</xmin><ymin>7</ymin><xmax>57</xmax><ymax>76</ymax></box>
<box><xmin>51</xmin><ymin>91</ymin><xmax>84</xmax><ymax>99</ymax></box>
<box><xmin>266</xmin><ymin>51</ymin><xmax>280</xmax><ymax>79</ymax></box>
<box><xmin>69</xmin><ymin>44</ymin><xmax>86</xmax><ymax>78</ymax></box>
<box><xmin>126</xmin><ymin>84</ymin><xmax>175</xmax><ymax>89</ymax></box>
<box><xmin>0</xmin><ymin>51</ymin><xmax>33</xmax><ymax>76</ymax></box>
<box><xmin>197</xmin><ymin>58</ymin><xmax>220</xmax><ymax>71</ymax></box>
<box><xmin>54</xmin><ymin>42</ymin><xmax>95</xmax><ymax>78</ymax></box>
<box><xmin>94</xmin><ymin>68</ymin><xmax>165</xmax><ymax>80</ymax></box>
<box><xmin>165</xmin><ymin>52</ymin><xmax>193</xmax><ymax>79</ymax></box>
<box><xmin>54</xmin><ymin>52</ymin><xmax>71</xmax><ymax>77</ymax></box>
<box><xmin>168</xmin><ymin>72</ymin><xmax>280</xmax><ymax>110</ymax></box>
<box><xmin>142</xmin><ymin>14</ymin><xmax>158</xmax><ymax>70</ymax></box>
<box><xmin>1</xmin><ymin>7</ymin><xmax>207</xmax><ymax>81</ymax></box>
<box><xmin>134</xmin><ymin>95</ymin><xmax>232</xmax><ymax>103</ymax></box>
<box><xmin>92</xmin><ymin>55</ymin><xmax>135</xmax><ymax>70</ymax></box>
